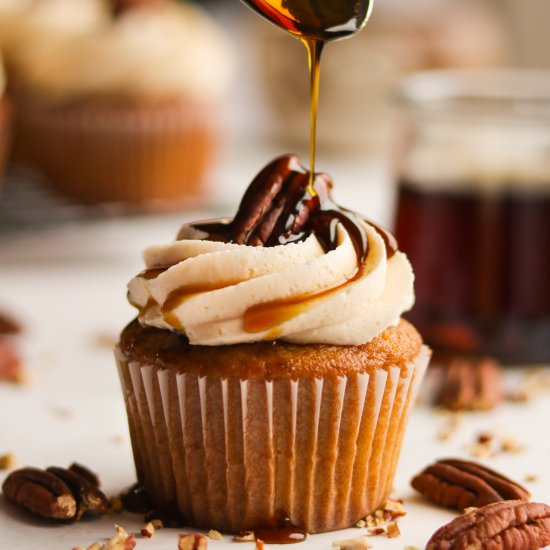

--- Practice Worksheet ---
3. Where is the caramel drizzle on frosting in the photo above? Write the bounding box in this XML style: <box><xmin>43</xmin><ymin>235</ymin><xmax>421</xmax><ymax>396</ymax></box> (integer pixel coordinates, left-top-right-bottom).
<box><xmin>137</xmin><ymin>155</ymin><xmax>398</xmax><ymax>335</ymax></box>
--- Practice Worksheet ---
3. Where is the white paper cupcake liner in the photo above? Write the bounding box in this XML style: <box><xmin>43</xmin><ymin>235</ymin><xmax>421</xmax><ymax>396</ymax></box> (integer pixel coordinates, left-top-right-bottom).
<box><xmin>116</xmin><ymin>345</ymin><xmax>430</xmax><ymax>533</ymax></box>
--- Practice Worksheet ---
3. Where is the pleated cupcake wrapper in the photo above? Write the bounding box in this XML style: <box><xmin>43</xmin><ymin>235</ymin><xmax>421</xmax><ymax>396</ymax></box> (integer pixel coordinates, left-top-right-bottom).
<box><xmin>116</xmin><ymin>346</ymin><xmax>429</xmax><ymax>534</ymax></box>
<box><xmin>12</xmin><ymin>98</ymin><xmax>217</xmax><ymax>207</ymax></box>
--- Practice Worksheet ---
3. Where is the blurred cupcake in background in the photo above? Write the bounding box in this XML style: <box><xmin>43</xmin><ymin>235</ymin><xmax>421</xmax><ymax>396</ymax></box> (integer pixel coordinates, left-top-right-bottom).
<box><xmin>0</xmin><ymin>0</ymin><xmax>108</xmax><ymax>88</ymax></box>
<box><xmin>10</xmin><ymin>0</ymin><xmax>234</xmax><ymax>208</ymax></box>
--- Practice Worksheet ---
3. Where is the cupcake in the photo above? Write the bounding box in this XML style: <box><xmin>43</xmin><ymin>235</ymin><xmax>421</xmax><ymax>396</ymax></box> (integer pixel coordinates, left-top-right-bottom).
<box><xmin>9</xmin><ymin>0</ymin><xmax>234</xmax><ymax>207</ymax></box>
<box><xmin>116</xmin><ymin>155</ymin><xmax>430</xmax><ymax>533</ymax></box>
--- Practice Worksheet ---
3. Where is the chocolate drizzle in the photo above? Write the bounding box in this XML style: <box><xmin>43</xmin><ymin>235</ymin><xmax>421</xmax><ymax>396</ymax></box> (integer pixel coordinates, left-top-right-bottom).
<box><xmin>134</xmin><ymin>155</ymin><xmax>400</xmax><ymax>335</ymax></box>
<box><xmin>191</xmin><ymin>154</ymin><xmax>396</xmax><ymax>263</ymax></box>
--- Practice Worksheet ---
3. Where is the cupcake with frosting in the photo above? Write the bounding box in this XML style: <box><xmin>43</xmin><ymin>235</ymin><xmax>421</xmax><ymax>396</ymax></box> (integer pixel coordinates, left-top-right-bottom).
<box><xmin>11</xmin><ymin>0</ymin><xmax>234</xmax><ymax>207</ymax></box>
<box><xmin>116</xmin><ymin>155</ymin><xmax>430</xmax><ymax>533</ymax></box>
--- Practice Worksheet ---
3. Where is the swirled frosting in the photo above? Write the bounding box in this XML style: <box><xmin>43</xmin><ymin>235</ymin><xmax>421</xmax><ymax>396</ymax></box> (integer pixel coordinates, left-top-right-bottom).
<box><xmin>127</xmin><ymin>156</ymin><xmax>415</xmax><ymax>346</ymax></box>
<box><xmin>12</xmin><ymin>0</ymin><xmax>234</xmax><ymax>102</ymax></box>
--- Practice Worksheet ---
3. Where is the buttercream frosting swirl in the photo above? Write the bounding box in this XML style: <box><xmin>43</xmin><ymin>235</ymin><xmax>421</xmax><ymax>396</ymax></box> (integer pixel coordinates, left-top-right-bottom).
<box><xmin>128</xmin><ymin>157</ymin><xmax>415</xmax><ymax>346</ymax></box>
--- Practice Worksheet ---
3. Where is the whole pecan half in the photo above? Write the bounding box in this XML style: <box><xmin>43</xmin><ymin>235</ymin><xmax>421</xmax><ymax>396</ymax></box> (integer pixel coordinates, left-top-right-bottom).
<box><xmin>426</xmin><ymin>500</ymin><xmax>550</xmax><ymax>550</ymax></box>
<box><xmin>412</xmin><ymin>459</ymin><xmax>530</xmax><ymax>511</ymax></box>
<box><xmin>2</xmin><ymin>467</ymin><xmax>77</xmax><ymax>520</ymax></box>
<box><xmin>230</xmin><ymin>154</ymin><xmax>332</xmax><ymax>247</ymax></box>
<box><xmin>2</xmin><ymin>464</ymin><xmax>108</xmax><ymax>521</ymax></box>
<box><xmin>436</xmin><ymin>356</ymin><xmax>503</xmax><ymax>411</ymax></box>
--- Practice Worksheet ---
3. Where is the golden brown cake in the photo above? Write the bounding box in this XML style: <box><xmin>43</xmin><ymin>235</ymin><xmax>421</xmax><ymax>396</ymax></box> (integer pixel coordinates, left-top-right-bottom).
<box><xmin>117</xmin><ymin>318</ymin><xmax>426</xmax><ymax>533</ymax></box>
<box><xmin>115</xmin><ymin>155</ymin><xmax>430</xmax><ymax>533</ymax></box>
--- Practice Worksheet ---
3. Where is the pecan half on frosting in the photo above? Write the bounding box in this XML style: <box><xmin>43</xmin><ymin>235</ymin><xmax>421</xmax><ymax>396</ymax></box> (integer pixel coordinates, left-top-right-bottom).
<box><xmin>411</xmin><ymin>458</ymin><xmax>530</xmax><ymax>511</ymax></box>
<box><xmin>426</xmin><ymin>500</ymin><xmax>550</xmax><ymax>550</ymax></box>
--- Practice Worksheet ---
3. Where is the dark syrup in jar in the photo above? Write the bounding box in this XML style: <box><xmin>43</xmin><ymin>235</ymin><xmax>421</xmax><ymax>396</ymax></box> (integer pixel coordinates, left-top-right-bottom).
<box><xmin>395</xmin><ymin>181</ymin><xmax>550</xmax><ymax>363</ymax></box>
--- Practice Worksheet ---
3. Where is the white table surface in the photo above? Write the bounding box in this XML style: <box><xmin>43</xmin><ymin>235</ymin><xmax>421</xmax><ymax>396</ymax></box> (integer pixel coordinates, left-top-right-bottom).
<box><xmin>0</xmin><ymin>154</ymin><xmax>549</xmax><ymax>550</ymax></box>
<box><xmin>2</xmin><ymin>3</ymin><xmax>549</xmax><ymax>547</ymax></box>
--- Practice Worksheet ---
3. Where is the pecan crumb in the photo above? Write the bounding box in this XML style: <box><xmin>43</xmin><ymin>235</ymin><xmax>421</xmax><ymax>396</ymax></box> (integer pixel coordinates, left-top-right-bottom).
<box><xmin>140</xmin><ymin>522</ymin><xmax>155</xmax><ymax>538</ymax></box>
<box><xmin>332</xmin><ymin>536</ymin><xmax>372</xmax><ymax>549</ymax></box>
<box><xmin>108</xmin><ymin>496</ymin><xmax>123</xmax><ymax>514</ymax></box>
<box><xmin>178</xmin><ymin>533</ymin><xmax>208</xmax><ymax>550</ymax></box>
<box><xmin>0</xmin><ymin>340</ymin><xmax>25</xmax><ymax>384</ymax></box>
<box><xmin>207</xmin><ymin>530</ymin><xmax>223</xmax><ymax>540</ymax></box>
<box><xmin>501</xmin><ymin>436</ymin><xmax>524</xmax><ymax>453</ymax></box>
<box><xmin>386</xmin><ymin>521</ymin><xmax>400</xmax><ymax>538</ymax></box>
<box><xmin>354</xmin><ymin>519</ymin><xmax>366</xmax><ymax>528</ymax></box>
<box><xmin>0</xmin><ymin>311</ymin><xmax>21</xmax><ymax>334</ymax></box>
<box><xmin>233</xmin><ymin>530</ymin><xmax>255</xmax><ymax>542</ymax></box>
<box><xmin>0</xmin><ymin>452</ymin><xmax>18</xmax><ymax>471</ymax></box>
<box><xmin>467</xmin><ymin>431</ymin><xmax>525</xmax><ymax>458</ymax></box>
<box><xmin>78</xmin><ymin>525</ymin><xmax>136</xmax><ymax>550</ymax></box>
<box><xmin>255</xmin><ymin>540</ymin><xmax>265</xmax><ymax>550</ymax></box>
<box><xmin>437</xmin><ymin>412</ymin><xmax>462</xmax><ymax>441</ymax></box>
<box><xmin>524</xmin><ymin>474</ymin><xmax>539</xmax><ymax>483</ymax></box>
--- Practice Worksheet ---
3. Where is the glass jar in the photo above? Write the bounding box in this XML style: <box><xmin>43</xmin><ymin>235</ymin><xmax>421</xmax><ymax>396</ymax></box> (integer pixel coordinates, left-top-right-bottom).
<box><xmin>394</xmin><ymin>70</ymin><xmax>550</xmax><ymax>364</ymax></box>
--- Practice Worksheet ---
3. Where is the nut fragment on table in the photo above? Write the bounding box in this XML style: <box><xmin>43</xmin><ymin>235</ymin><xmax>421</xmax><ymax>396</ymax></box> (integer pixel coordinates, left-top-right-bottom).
<box><xmin>411</xmin><ymin>458</ymin><xmax>530</xmax><ymax>510</ymax></box>
<box><xmin>332</xmin><ymin>535</ymin><xmax>372</xmax><ymax>549</ymax></box>
<box><xmin>178</xmin><ymin>533</ymin><xmax>208</xmax><ymax>550</ymax></box>
<box><xmin>0</xmin><ymin>340</ymin><xmax>24</xmax><ymax>384</ymax></box>
<box><xmin>435</xmin><ymin>356</ymin><xmax>503</xmax><ymax>411</ymax></box>
<box><xmin>426</xmin><ymin>500</ymin><xmax>550</xmax><ymax>550</ymax></box>
<box><xmin>233</xmin><ymin>530</ymin><xmax>255</xmax><ymax>542</ymax></box>
<box><xmin>0</xmin><ymin>452</ymin><xmax>18</xmax><ymax>471</ymax></box>
<box><xmin>207</xmin><ymin>530</ymin><xmax>223</xmax><ymax>540</ymax></box>
<box><xmin>73</xmin><ymin>525</ymin><xmax>136</xmax><ymax>550</ymax></box>
<box><xmin>0</xmin><ymin>310</ymin><xmax>21</xmax><ymax>335</ymax></box>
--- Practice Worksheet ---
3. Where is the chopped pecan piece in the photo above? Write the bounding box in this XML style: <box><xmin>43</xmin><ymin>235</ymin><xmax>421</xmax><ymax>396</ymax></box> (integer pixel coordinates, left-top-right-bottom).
<box><xmin>0</xmin><ymin>452</ymin><xmax>18</xmax><ymax>470</ymax></box>
<box><xmin>78</xmin><ymin>525</ymin><xmax>136</xmax><ymax>550</ymax></box>
<box><xmin>178</xmin><ymin>533</ymin><xmax>208</xmax><ymax>550</ymax></box>
<box><xmin>2</xmin><ymin>467</ymin><xmax>77</xmax><ymax>520</ymax></box>
<box><xmin>436</xmin><ymin>356</ymin><xmax>503</xmax><ymax>411</ymax></box>
<box><xmin>0</xmin><ymin>340</ymin><xmax>24</xmax><ymax>383</ymax></box>
<box><xmin>332</xmin><ymin>536</ymin><xmax>372</xmax><ymax>549</ymax></box>
<box><xmin>0</xmin><ymin>311</ymin><xmax>21</xmax><ymax>334</ymax></box>
<box><xmin>426</xmin><ymin>500</ymin><xmax>550</xmax><ymax>550</ymax></box>
<box><xmin>412</xmin><ymin>459</ymin><xmax>530</xmax><ymax>511</ymax></box>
